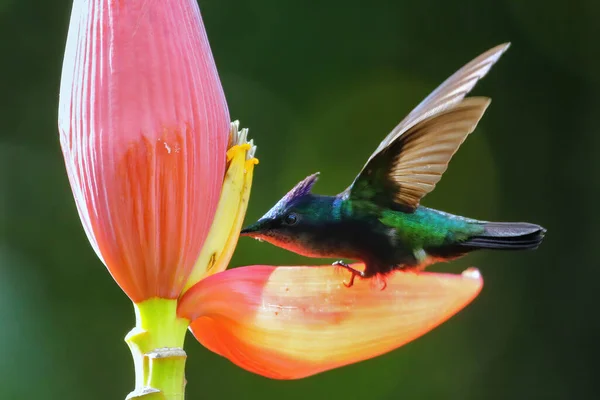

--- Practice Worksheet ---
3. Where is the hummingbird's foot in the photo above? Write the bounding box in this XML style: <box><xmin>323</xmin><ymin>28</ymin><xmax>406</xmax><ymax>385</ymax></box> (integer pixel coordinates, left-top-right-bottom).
<box><xmin>369</xmin><ymin>273</ymin><xmax>388</xmax><ymax>291</ymax></box>
<box><xmin>332</xmin><ymin>261</ymin><xmax>365</xmax><ymax>288</ymax></box>
<box><xmin>332</xmin><ymin>260</ymin><xmax>350</xmax><ymax>268</ymax></box>
<box><xmin>344</xmin><ymin>273</ymin><xmax>357</xmax><ymax>288</ymax></box>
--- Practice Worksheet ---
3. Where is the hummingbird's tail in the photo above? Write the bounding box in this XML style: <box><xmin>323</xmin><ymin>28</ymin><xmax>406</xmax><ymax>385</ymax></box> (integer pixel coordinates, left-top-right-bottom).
<box><xmin>459</xmin><ymin>222</ymin><xmax>546</xmax><ymax>251</ymax></box>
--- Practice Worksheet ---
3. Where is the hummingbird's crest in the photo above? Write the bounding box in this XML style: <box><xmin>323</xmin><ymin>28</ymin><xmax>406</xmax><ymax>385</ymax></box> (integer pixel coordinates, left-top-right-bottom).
<box><xmin>263</xmin><ymin>173</ymin><xmax>320</xmax><ymax>219</ymax></box>
<box><xmin>285</xmin><ymin>172</ymin><xmax>320</xmax><ymax>202</ymax></box>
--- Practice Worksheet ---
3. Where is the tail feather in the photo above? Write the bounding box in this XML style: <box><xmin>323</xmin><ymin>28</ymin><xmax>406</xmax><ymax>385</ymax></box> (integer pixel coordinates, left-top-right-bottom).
<box><xmin>460</xmin><ymin>222</ymin><xmax>546</xmax><ymax>251</ymax></box>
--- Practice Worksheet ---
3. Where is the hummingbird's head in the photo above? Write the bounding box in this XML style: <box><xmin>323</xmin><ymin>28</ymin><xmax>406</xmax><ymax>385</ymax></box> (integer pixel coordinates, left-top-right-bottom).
<box><xmin>241</xmin><ymin>173</ymin><xmax>324</xmax><ymax>255</ymax></box>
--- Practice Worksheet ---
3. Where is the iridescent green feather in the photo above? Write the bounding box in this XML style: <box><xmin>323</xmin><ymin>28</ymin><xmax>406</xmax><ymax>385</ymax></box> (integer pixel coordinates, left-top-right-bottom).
<box><xmin>379</xmin><ymin>207</ymin><xmax>485</xmax><ymax>248</ymax></box>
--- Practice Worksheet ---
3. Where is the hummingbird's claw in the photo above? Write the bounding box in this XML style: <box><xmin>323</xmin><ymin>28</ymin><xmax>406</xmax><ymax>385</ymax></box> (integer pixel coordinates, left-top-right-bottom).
<box><xmin>333</xmin><ymin>261</ymin><xmax>365</xmax><ymax>288</ymax></box>
<box><xmin>379</xmin><ymin>279</ymin><xmax>387</xmax><ymax>291</ymax></box>
<box><xmin>343</xmin><ymin>274</ymin><xmax>356</xmax><ymax>288</ymax></box>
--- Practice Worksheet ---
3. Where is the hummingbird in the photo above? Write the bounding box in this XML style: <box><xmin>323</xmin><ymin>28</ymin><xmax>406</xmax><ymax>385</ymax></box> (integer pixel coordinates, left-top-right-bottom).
<box><xmin>241</xmin><ymin>43</ymin><xmax>546</xmax><ymax>288</ymax></box>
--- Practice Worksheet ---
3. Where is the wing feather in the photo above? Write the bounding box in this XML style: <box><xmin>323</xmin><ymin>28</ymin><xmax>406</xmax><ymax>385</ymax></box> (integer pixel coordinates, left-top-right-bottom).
<box><xmin>365</xmin><ymin>43</ymin><xmax>509</xmax><ymax>166</ymax></box>
<box><xmin>388</xmin><ymin>97</ymin><xmax>491</xmax><ymax>207</ymax></box>
<box><xmin>349</xmin><ymin>97</ymin><xmax>491</xmax><ymax>210</ymax></box>
<box><xmin>346</xmin><ymin>43</ymin><xmax>509</xmax><ymax>210</ymax></box>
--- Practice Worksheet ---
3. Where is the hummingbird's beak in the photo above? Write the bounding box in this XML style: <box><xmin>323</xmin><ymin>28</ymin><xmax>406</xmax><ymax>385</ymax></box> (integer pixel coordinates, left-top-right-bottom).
<box><xmin>240</xmin><ymin>226</ymin><xmax>254</xmax><ymax>236</ymax></box>
<box><xmin>240</xmin><ymin>220</ymin><xmax>263</xmax><ymax>237</ymax></box>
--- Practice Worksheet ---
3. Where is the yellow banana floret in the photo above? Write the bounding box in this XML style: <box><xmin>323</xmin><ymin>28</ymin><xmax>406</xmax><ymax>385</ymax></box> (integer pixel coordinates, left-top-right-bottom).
<box><xmin>182</xmin><ymin>122</ymin><xmax>257</xmax><ymax>294</ymax></box>
<box><xmin>210</xmin><ymin>157</ymin><xmax>258</xmax><ymax>277</ymax></box>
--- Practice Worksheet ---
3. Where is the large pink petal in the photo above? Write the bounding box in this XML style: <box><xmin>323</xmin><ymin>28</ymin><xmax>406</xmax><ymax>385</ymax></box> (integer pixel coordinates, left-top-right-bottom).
<box><xmin>58</xmin><ymin>0</ymin><xmax>229</xmax><ymax>301</ymax></box>
<box><xmin>179</xmin><ymin>264</ymin><xmax>483</xmax><ymax>379</ymax></box>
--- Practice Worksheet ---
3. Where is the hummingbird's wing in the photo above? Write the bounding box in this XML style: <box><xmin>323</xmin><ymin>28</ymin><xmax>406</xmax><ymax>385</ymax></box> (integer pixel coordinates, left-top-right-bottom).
<box><xmin>346</xmin><ymin>43</ymin><xmax>509</xmax><ymax>211</ymax></box>
<box><xmin>365</xmin><ymin>43</ymin><xmax>509</xmax><ymax>166</ymax></box>
<box><xmin>347</xmin><ymin>97</ymin><xmax>490</xmax><ymax>210</ymax></box>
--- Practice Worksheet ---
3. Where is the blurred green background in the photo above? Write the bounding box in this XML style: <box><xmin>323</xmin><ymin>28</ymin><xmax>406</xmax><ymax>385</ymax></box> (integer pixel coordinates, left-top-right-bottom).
<box><xmin>1</xmin><ymin>0</ymin><xmax>598</xmax><ymax>399</ymax></box>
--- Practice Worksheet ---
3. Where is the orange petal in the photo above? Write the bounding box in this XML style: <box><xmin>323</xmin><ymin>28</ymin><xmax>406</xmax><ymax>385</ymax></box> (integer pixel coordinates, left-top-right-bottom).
<box><xmin>178</xmin><ymin>265</ymin><xmax>483</xmax><ymax>379</ymax></box>
<box><xmin>58</xmin><ymin>0</ymin><xmax>229</xmax><ymax>302</ymax></box>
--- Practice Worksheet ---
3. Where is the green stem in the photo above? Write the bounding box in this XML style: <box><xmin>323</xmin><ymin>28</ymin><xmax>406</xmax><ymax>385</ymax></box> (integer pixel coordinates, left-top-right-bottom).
<box><xmin>125</xmin><ymin>298</ymin><xmax>190</xmax><ymax>400</ymax></box>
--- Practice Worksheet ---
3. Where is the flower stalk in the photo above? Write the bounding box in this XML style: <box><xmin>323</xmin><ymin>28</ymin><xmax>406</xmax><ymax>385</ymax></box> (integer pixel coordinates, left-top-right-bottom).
<box><xmin>125</xmin><ymin>299</ymin><xmax>190</xmax><ymax>400</ymax></box>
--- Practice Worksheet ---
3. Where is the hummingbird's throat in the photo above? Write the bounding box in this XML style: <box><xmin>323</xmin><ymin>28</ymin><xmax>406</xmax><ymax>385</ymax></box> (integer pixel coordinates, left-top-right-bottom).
<box><xmin>255</xmin><ymin>233</ymin><xmax>328</xmax><ymax>258</ymax></box>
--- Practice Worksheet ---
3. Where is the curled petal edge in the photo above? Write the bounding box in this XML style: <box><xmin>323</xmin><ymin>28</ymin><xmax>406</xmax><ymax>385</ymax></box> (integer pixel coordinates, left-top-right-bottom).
<box><xmin>178</xmin><ymin>264</ymin><xmax>483</xmax><ymax>379</ymax></box>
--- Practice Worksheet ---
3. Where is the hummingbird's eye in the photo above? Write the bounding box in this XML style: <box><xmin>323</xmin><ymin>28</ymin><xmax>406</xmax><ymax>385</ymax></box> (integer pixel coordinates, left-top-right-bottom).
<box><xmin>283</xmin><ymin>213</ymin><xmax>298</xmax><ymax>226</ymax></box>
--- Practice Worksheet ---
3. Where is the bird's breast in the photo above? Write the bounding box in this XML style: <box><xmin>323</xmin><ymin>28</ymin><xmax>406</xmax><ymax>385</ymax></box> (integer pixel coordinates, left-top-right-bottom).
<box><xmin>255</xmin><ymin>232</ymin><xmax>339</xmax><ymax>258</ymax></box>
